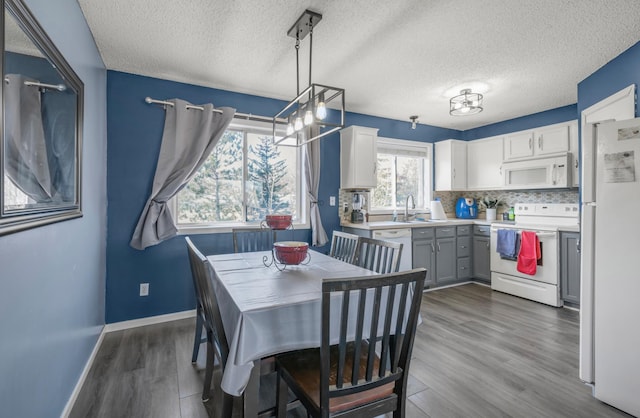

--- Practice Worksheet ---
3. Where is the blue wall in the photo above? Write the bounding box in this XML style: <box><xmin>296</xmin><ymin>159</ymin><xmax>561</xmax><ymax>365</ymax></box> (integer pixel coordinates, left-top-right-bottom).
<box><xmin>105</xmin><ymin>71</ymin><xmax>460</xmax><ymax>323</ymax></box>
<box><xmin>578</xmin><ymin>40</ymin><xmax>640</xmax><ymax>117</ymax></box>
<box><xmin>0</xmin><ymin>0</ymin><xmax>107</xmax><ymax>416</ymax></box>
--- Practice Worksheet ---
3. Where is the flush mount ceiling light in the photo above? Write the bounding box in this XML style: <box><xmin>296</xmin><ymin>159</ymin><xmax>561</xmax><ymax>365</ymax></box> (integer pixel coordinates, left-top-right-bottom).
<box><xmin>449</xmin><ymin>89</ymin><xmax>483</xmax><ymax>116</ymax></box>
<box><xmin>273</xmin><ymin>9</ymin><xmax>345</xmax><ymax>147</ymax></box>
<box><xmin>409</xmin><ymin>115</ymin><xmax>419</xmax><ymax>129</ymax></box>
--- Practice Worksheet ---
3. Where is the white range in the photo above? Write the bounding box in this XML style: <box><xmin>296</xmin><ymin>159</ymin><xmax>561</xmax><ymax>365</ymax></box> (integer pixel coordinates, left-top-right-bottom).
<box><xmin>490</xmin><ymin>203</ymin><xmax>579</xmax><ymax>307</ymax></box>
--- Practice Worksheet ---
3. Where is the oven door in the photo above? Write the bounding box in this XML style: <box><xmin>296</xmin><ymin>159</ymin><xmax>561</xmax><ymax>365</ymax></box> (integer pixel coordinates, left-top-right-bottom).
<box><xmin>490</xmin><ymin>227</ymin><xmax>559</xmax><ymax>285</ymax></box>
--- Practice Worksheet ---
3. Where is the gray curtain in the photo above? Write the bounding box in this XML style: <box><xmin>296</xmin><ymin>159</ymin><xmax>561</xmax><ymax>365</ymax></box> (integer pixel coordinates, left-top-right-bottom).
<box><xmin>4</xmin><ymin>74</ymin><xmax>53</xmax><ymax>202</ymax></box>
<box><xmin>130</xmin><ymin>99</ymin><xmax>235</xmax><ymax>250</ymax></box>
<box><xmin>305</xmin><ymin>134</ymin><xmax>328</xmax><ymax>246</ymax></box>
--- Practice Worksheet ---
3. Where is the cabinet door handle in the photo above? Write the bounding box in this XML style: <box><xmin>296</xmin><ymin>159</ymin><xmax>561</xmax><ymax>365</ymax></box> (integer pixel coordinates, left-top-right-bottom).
<box><xmin>538</xmin><ymin>135</ymin><xmax>542</xmax><ymax>149</ymax></box>
<box><xmin>529</xmin><ymin>137</ymin><xmax>532</xmax><ymax>150</ymax></box>
<box><xmin>460</xmin><ymin>245</ymin><xmax>466</xmax><ymax>249</ymax></box>
<box><xmin>575</xmin><ymin>159</ymin><xmax>579</xmax><ymax>168</ymax></box>
<box><xmin>486</xmin><ymin>241</ymin><xmax>490</xmax><ymax>249</ymax></box>
<box><xmin>460</xmin><ymin>266</ymin><xmax>466</xmax><ymax>270</ymax></box>
<box><xmin>430</xmin><ymin>243</ymin><xmax>435</xmax><ymax>253</ymax></box>
<box><xmin>437</xmin><ymin>243</ymin><xmax>441</xmax><ymax>252</ymax></box>
<box><xmin>577</xmin><ymin>239</ymin><xmax>581</xmax><ymax>253</ymax></box>
<box><xmin>453</xmin><ymin>168</ymin><xmax>456</xmax><ymax>180</ymax></box>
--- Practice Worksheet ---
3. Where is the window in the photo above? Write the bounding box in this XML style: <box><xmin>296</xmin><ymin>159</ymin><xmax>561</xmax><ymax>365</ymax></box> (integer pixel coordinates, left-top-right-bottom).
<box><xmin>173</xmin><ymin>119</ymin><xmax>306</xmax><ymax>232</ymax></box>
<box><xmin>370</xmin><ymin>137</ymin><xmax>432</xmax><ymax>212</ymax></box>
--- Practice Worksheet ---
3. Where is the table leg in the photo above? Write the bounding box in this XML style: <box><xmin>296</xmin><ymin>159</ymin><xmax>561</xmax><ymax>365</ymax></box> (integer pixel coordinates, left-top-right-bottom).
<box><xmin>242</xmin><ymin>359</ymin><xmax>260</xmax><ymax>418</ymax></box>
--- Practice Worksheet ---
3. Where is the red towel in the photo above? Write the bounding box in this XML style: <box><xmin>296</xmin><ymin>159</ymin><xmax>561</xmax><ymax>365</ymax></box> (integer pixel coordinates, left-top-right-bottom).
<box><xmin>517</xmin><ymin>231</ymin><xmax>541</xmax><ymax>275</ymax></box>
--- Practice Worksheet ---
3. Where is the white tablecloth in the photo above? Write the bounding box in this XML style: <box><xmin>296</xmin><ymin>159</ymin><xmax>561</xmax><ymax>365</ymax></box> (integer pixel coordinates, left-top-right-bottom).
<box><xmin>207</xmin><ymin>250</ymin><xmax>378</xmax><ymax>396</ymax></box>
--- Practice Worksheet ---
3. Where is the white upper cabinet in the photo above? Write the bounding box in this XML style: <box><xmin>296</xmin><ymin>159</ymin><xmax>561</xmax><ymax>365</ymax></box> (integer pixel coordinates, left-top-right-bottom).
<box><xmin>504</xmin><ymin>122</ymin><xmax>571</xmax><ymax>160</ymax></box>
<box><xmin>340</xmin><ymin>126</ymin><xmax>378</xmax><ymax>189</ymax></box>
<box><xmin>569</xmin><ymin>120</ymin><xmax>579</xmax><ymax>187</ymax></box>
<box><xmin>467</xmin><ymin>136</ymin><xmax>504</xmax><ymax>190</ymax></box>
<box><xmin>435</xmin><ymin>140</ymin><xmax>467</xmax><ymax>191</ymax></box>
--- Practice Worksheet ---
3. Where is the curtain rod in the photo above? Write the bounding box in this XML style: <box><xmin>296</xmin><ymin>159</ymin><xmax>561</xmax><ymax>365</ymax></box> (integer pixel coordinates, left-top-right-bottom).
<box><xmin>4</xmin><ymin>77</ymin><xmax>67</xmax><ymax>91</ymax></box>
<box><xmin>144</xmin><ymin>97</ymin><xmax>287</xmax><ymax>124</ymax></box>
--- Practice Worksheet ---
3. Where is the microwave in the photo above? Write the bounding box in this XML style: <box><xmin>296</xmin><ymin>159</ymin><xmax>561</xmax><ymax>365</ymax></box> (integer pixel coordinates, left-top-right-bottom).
<box><xmin>502</xmin><ymin>153</ymin><xmax>572</xmax><ymax>189</ymax></box>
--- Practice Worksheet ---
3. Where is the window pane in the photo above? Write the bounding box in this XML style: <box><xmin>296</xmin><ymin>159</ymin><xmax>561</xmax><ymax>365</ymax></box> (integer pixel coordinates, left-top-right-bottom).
<box><xmin>176</xmin><ymin>130</ymin><xmax>243</xmax><ymax>223</ymax></box>
<box><xmin>246</xmin><ymin>133</ymin><xmax>297</xmax><ymax>222</ymax></box>
<box><xmin>396</xmin><ymin>156</ymin><xmax>422</xmax><ymax>207</ymax></box>
<box><xmin>372</xmin><ymin>154</ymin><xmax>394</xmax><ymax>208</ymax></box>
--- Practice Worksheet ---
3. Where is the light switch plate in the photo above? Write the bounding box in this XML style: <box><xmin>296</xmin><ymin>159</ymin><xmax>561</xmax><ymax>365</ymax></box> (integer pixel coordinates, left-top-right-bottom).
<box><xmin>329</xmin><ymin>196</ymin><xmax>336</xmax><ymax>206</ymax></box>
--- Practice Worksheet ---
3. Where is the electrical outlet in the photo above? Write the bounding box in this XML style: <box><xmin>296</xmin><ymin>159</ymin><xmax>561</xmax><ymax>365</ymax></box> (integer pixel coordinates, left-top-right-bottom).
<box><xmin>343</xmin><ymin>203</ymin><xmax>349</xmax><ymax>213</ymax></box>
<box><xmin>140</xmin><ymin>283</ymin><xmax>149</xmax><ymax>296</ymax></box>
<box><xmin>329</xmin><ymin>196</ymin><xmax>336</xmax><ymax>206</ymax></box>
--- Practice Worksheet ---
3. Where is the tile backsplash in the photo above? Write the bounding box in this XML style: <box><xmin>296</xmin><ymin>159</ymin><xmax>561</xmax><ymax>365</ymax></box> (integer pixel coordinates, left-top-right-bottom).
<box><xmin>338</xmin><ymin>188</ymin><xmax>579</xmax><ymax>222</ymax></box>
<box><xmin>434</xmin><ymin>189</ymin><xmax>579</xmax><ymax>215</ymax></box>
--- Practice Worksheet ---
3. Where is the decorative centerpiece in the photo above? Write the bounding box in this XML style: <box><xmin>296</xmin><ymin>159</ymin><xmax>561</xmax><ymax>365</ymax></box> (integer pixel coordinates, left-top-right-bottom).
<box><xmin>263</xmin><ymin>241</ymin><xmax>310</xmax><ymax>270</ymax></box>
<box><xmin>262</xmin><ymin>214</ymin><xmax>293</xmax><ymax>230</ymax></box>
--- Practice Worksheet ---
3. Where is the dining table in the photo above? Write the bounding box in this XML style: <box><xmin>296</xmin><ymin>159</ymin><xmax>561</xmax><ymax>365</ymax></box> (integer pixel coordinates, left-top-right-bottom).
<box><xmin>207</xmin><ymin>249</ymin><xmax>378</xmax><ymax>417</ymax></box>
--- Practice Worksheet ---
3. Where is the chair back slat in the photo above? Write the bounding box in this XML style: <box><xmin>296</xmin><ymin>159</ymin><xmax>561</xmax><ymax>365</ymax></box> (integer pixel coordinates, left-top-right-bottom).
<box><xmin>336</xmin><ymin>291</ymin><xmax>350</xmax><ymax>389</ymax></box>
<box><xmin>351</xmin><ymin>288</ymin><xmax>367</xmax><ymax>386</ymax></box>
<box><xmin>365</xmin><ymin>287</ymin><xmax>383</xmax><ymax>381</ymax></box>
<box><xmin>379</xmin><ymin>284</ymin><xmax>397</xmax><ymax>376</ymax></box>
<box><xmin>329</xmin><ymin>231</ymin><xmax>359</xmax><ymax>264</ymax></box>
<box><xmin>354</xmin><ymin>237</ymin><xmax>403</xmax><ymax>274</ymax></box>
<box><xmin>232</xmin><ymin>228</ymin><xmax>276</xmax><ymax>253</ymax></box>
<box><xmin>321</xmin><ymin>269</ymin><xmax>426</xmax><ymax>409</ymax></box>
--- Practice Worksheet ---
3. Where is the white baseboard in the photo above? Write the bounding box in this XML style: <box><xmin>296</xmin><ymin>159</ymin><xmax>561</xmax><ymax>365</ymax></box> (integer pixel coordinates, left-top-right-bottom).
<box><xmin>61</xmin><ymin>327</ymin><xmax>106</xmax><ymax>418</ymax></box>
<box><xmin>104</xmin><ymin>309</ymin><xmax>196</xmax><ymax>333</ymax></box>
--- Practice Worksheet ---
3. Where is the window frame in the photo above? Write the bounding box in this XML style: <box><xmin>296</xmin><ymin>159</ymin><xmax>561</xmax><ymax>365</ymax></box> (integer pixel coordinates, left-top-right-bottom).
<box><xmin>369</xmin><ymin>137</ymin><xmax>433</xmax><ymax>214</ymax></box>
<box><xmin>173</xmin><ymin>118</ymin><xmax>309</xmax><ymax>234</ymax></box>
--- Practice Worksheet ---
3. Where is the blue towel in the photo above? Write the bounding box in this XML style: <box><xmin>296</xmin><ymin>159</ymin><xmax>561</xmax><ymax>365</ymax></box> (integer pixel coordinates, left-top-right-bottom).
<box><xmin>496</xmin><ymin>229</ymin><xmax>517</xmax><ymax>258</ymax></box>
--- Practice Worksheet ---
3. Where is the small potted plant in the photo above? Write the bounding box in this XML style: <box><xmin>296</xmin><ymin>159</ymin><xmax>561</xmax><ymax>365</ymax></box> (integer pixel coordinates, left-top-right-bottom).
<box><xmin>480</xmin><ymin>197</ymin><xmax>502</xmax><ymax>221</ymax></box>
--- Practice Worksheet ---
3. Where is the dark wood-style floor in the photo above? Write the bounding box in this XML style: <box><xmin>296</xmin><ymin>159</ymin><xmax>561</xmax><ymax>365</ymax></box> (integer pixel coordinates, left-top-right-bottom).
<box><xmin>70</xmin><ymin>284</ymin><xmax>631</xmax><ymax>418</ymax></box>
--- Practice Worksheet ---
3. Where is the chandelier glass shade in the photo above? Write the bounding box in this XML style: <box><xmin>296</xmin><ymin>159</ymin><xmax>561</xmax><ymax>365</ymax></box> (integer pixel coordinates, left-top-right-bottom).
<box><xmin>272</xmin><ymin>10</ymin><xmax>345</xmax><ymax>147</ymax></box>
<box><xmin>449</xmin><ymin>89</ymin><xmax>483</xmax><ymax>116</ymax></box>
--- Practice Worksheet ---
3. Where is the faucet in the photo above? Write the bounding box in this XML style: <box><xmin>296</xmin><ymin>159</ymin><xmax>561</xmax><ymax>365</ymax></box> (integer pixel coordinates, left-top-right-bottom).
<box><xmin>405</xmin><ymin>194</ymin><xmax>415</xmax><ymax>222</ymax></box>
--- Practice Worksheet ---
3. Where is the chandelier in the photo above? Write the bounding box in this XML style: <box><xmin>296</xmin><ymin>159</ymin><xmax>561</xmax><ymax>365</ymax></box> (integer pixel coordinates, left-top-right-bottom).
<box><xmin>449</xmin><ymin>89</ymin><xmax>483</xmax><ymax>116</ymax></box>
<box><xmin>273</xmin><ymin>10</ymin><xmax>345</xmax><ymax>147</ymax></box>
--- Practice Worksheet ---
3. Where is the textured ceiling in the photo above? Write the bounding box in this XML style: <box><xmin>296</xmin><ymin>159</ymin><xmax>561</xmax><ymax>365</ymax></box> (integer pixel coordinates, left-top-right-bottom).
<box><xmin>77</xmin><ymin>0</ymin><xmax>640</xmax><ymax>131</ymax></box>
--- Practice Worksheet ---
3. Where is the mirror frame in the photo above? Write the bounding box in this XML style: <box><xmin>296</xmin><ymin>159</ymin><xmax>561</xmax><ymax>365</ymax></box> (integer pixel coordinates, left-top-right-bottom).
<box><xmin>0</xmin><ymin>0</ymin><xmax>83</xmax><ymax>236</ymax></box>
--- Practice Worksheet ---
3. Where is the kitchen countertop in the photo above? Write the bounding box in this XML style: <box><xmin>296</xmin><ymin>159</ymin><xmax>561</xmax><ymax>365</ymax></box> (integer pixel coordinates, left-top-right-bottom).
<box><xmin>342</xmin><ymin>219</ymin><xmax>492</xmax><ymax>230</ymax></box>
<box><xmin>342</xmin><ymin>219</ymin><xmax>580</xmax><ymax>232</ymax></box>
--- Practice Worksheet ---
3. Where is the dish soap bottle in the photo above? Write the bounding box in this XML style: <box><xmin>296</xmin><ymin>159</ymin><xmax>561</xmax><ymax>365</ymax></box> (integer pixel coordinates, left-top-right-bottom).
<box><xmin>508</xmin><ymin>206</ymin><xmax>515</xmax><ymax>221</ymax></box>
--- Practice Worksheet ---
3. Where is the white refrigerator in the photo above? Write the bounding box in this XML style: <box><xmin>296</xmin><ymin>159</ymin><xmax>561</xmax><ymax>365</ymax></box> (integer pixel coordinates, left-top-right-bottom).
<box><xmin>580</xmin><ymin>118</ymin><xmax>640</xmax><ymax>416</ymax></box>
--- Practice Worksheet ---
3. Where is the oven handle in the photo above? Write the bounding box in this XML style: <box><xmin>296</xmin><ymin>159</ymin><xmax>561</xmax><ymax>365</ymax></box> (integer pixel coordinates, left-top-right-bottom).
<box><xmin>490</xmin><ymin>228</ymin><xmax>557</xmax><ymax>238</ymax></box>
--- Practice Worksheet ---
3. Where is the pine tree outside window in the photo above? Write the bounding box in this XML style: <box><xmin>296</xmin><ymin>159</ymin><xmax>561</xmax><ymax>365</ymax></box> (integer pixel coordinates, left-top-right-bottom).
<box><xmin>370</xmin><ymin>138</ymin><xmax>432</xmax><ymax>212</ymax></box>
<box><xmin>173</xmin><ymin>120</ymin><xmax>306</xmax><ymax>232</ymax></box>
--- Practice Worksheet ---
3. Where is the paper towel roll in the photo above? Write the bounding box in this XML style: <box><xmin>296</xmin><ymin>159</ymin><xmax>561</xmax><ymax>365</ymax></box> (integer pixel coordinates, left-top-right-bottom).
<box><xmin>430</xmin><ymin>200</ymin><xmax>447</xmax><ymax>220</ymax></box>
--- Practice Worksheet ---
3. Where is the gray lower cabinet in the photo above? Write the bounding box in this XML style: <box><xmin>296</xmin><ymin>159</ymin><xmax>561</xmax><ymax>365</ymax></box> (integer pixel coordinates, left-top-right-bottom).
<box><xmin>472</xmin><ymin>225</ymin><xmax>491</xmax><ymax>284</ymax></box>
<box><xmin>560</xmin><ymin>231</ymin><xmax>581</xmax><ymax>305</ymax></box>
<box><xmin>435</xmin><ymin>226</ymin><xmax>457</xmax><ymax>285</ymax></box>
<box><xmin>456</xmin><ymin>226</ymin><xmax>472</xmax><ymax>281</ymax></box>
<box><xmin>412</xmin><ymin>227</ymin><xmax>435</xmax><ymax>288</ymax></box>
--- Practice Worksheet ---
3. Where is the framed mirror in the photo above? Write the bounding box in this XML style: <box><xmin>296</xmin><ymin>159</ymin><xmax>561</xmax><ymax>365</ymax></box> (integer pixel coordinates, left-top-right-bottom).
<box><xmin>1</xmin><ymin>0</ymin><xmax>83</xmax><ymax>235</ymax></box>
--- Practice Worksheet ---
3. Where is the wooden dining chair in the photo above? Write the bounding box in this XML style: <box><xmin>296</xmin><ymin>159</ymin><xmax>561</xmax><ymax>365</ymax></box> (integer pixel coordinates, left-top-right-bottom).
<box><xmin>186</xmin><ymin>237</ymin><xmax>233</xmax><ymax>412</ymax></box>
<box><xmin>328</xmin><ymin>231</ymin><xmax>359</xmax><ymax>264</ymax></box>
<box><xmin>185</xmin><ymin>237</ymin><xmax>207</xmax><ymax>365</ymax></box>
<box><xmin>186</xmin><ymin>237</ymin><xmax>298</xmax><ymax>417</ymax></box>
<box><xmin>232</xmin><ymin>227</ymin><xmax>277</xmax><ymax>253</ymax></box>
<box><xmin>354</xmin><ymin>236</ymin><xmax>403</xmax><ymax>274</ymax></box>
<box><xmin>274</xmin><ymin>268</ymin><xmax>426</xmax><ymax>418</ymax></box>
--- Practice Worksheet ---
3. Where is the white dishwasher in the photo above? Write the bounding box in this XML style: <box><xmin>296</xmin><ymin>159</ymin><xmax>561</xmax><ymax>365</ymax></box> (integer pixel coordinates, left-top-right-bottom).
<box><xmin>372</xmin><ymin>228</ymin><xmax>413</xmax><ymax>271</ymax></box>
